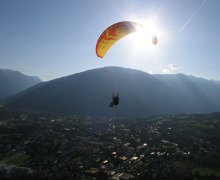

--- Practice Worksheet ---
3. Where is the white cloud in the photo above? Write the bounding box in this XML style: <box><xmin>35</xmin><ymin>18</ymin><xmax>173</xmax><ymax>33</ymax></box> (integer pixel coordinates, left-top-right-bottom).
<box><xmin>161</xmin><ymin>63</ymin><xmax>180</xmax><ymax>74</ymax></box>
<box><xmin>168</xmin><ymin>64</ymin><xmax>180</xmax><ymax>71</ymax></box>
<box><xmin>162</xmin><ymin>68</ymin><xmax>170</xmax><ymax>74</ymax></box>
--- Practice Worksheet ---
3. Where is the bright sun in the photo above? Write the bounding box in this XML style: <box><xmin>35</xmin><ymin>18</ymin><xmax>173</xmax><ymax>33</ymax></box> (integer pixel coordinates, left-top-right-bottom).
<box><xmin>129</xmin><ymin>20</ymin><xmax>159</xmax><ymax>52</ymax></box>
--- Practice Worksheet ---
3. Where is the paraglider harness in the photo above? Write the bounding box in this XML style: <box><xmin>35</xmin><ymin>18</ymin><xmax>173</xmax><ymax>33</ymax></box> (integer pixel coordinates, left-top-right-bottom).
<box><xmin>109</xmin><ymin>94</ymin><xmax>119</xmax><ymax>107</ymax></box>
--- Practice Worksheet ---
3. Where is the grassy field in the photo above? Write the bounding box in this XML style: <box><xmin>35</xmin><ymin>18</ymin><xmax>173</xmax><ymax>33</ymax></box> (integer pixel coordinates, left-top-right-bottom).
<box><xmin>9</xmin><ymin>153</ymin><xmax>56</xmax><ymax>167</ymax></box>
<box><xmin>9</xmin><ymin>154</ymin><xmax>31</xmax><ymax>166</ymax></box>
<box><xmin>192</xmin><ymin>167</ymin><xmax>220</xmax><ymax>177</ymax></box>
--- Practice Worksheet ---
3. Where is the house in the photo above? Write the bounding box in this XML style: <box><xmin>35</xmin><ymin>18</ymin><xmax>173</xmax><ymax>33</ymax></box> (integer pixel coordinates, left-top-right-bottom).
<box><xmin>112</xmin><ymin>172</ymin><xmax>134</xmax><ymax>180</ymax></box>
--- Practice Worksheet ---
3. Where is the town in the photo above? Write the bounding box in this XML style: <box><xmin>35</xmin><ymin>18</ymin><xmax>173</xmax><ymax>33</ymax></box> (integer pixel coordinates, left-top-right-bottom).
<box><xmin>0</xmin><ymin>110</ymin><xmax>220</xmax><ymax>179</ymax></box>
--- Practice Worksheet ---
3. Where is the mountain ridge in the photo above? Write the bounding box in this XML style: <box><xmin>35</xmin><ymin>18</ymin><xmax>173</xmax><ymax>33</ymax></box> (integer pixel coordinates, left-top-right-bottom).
<box><xmin>0</xmin><ymin>68</ymin><xmax>42</xmax><ymax>99</ymax></box>
<box><xmin>3</xmin><ymin>66</ymin><xmax>220</xmax><ymax>117</ymax></box>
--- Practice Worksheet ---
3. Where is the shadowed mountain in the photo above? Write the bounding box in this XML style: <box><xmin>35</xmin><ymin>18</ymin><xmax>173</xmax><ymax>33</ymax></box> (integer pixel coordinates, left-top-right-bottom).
<box><xmin>3</xmin><ymin>67</ymin><xmax>220</xmax><ymax>117</ymax></box>
<box><xmin>0</xmin><ymin>69</ymin><xmax>42</xmax><ymax>99</ymax></box>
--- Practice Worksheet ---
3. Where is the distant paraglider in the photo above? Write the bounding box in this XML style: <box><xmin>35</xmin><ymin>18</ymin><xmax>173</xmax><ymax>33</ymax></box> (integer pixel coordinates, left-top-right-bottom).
<box><xmin>151</xmin><ymin>35</ymin><xmax>158</xmax><ymax>45</ymax></box>
<box><xmin>96</xmin><ymin>21</ymin><xmax>157</xmax><ymax>58</ymax></box>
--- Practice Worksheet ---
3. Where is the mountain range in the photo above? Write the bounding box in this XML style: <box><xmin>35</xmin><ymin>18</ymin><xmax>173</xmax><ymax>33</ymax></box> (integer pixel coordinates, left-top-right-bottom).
<box><xmin>3</xmin><ymin>66</ymin><xmax>220</xmax><ymax>117</ymax></box>
<box><xmin>0</xmin><ymin>69</ymin><xmax>42</xmax><ymax>99</ymax></box>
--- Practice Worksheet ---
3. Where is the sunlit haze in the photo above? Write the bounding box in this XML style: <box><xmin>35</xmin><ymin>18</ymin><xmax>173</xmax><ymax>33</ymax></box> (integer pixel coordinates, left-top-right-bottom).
<box><xmin>128</xmin><ymin>20</ymin><xmax>159</xmax><ymax>52</ymax></box>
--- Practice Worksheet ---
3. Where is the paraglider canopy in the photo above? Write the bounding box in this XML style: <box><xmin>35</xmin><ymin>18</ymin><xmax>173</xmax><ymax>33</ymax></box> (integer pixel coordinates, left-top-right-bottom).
<box><xmin>96</xmin><ymin>21</ymin><xmax>157</xmax><ymax>58</ymax></box>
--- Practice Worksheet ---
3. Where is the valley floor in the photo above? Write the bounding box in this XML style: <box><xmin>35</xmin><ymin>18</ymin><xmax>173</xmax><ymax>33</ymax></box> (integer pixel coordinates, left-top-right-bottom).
<box><xmin>0</xmin><ymin>110</ymin><xmax>220</xmax><ymax>179</ymax></box>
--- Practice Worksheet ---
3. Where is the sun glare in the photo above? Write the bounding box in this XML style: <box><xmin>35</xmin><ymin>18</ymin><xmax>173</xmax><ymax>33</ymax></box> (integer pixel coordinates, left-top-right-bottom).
<box><xmin>129</xmin><ymin>20</ymin><xmax>159</xmax><ymax>52</ymax></box>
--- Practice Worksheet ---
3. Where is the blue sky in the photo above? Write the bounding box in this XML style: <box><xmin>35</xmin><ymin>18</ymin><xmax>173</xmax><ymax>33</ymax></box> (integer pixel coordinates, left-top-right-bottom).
<box><xmin>1</xmin><ymin>0</ymin><xmax>220</xmax><ymax>81</ymax></box>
